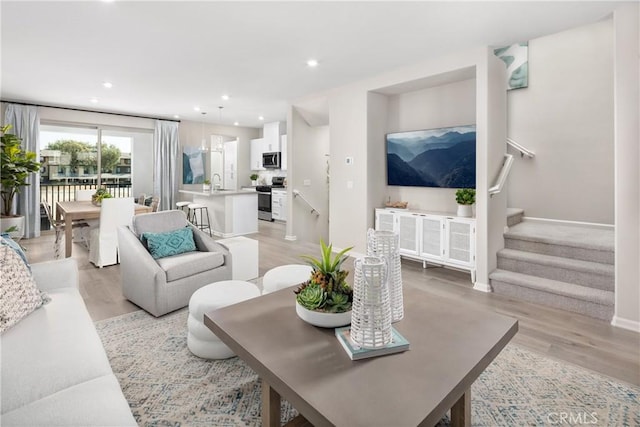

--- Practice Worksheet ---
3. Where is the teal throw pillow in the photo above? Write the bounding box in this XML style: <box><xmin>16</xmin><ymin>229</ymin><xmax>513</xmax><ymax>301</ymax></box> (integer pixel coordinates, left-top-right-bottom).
<box><xmin>142</xmin><ymin>227</ymin><xmax>196</xmax><ymax>259</ymax></box>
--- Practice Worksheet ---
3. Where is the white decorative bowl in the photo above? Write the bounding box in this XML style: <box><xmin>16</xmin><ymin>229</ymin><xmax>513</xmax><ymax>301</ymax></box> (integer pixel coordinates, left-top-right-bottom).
<box><xmin>295</xmin><ymin>302</ymin><xmax>351</xmax><ymax>328</ymax></box>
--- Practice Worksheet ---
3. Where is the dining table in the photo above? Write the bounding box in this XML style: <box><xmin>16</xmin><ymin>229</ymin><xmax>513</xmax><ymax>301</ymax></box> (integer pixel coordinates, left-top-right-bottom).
<box><xmin>55</xmin><ymin>200</ymin><xmax>152</xmax><ymax>258</ymax></box>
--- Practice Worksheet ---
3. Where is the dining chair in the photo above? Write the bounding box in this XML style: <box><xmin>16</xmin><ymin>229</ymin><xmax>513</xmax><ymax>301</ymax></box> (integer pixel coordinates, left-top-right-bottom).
<box><xmin>75</xmin><ymin>189</ymin><xmax>94</xmax><ymax>201</ymax></box>
<box><xmin>89</xmin><ymin>197</ymin><xmax>135</xmax><ymax>268</ymax></box>
<box><xmin>137</xmin><ymin>194</ymin><xmax>147</xmax><ymax>205</ymax></box>
<box><xmin>74</xmin><ymin>189</ymin><xmax>99</xmax><ymax>247</ymax></box>
<box><xmin>41</xmin><ymin>201</ymin><xmax>87</xmax><ymax>260</ymax></box>
<box><xmin>149</xmin><ymin>196</ymin><xmax>161</xmax><ymax>212</ymax></box>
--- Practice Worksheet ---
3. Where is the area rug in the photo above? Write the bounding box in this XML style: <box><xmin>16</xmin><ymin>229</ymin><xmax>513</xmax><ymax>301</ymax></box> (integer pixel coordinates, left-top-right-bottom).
<box><xmin>95</xmin><ymin>309</ymin><xmax>639</xmax><ymax>427</ymax></box>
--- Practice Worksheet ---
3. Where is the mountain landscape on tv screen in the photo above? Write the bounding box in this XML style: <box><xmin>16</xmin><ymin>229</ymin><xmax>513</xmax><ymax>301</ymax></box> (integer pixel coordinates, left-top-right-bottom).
<box><xmin>387</xmin><ymin>127</ymin><xmax>476</xmax><ymax>188</ymax></box>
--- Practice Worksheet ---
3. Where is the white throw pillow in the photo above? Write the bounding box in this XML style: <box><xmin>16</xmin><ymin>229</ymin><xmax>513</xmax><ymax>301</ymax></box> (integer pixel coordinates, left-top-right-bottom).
<box><xmin>0</xmin><ymin>246</ymin><xmax>50</xmax><ymax>333</ymax></box>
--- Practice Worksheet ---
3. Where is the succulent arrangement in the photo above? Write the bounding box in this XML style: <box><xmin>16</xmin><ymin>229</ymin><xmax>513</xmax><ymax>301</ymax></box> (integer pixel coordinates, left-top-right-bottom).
<box><xmin>91</xmin><ymin>187</ymin><xmax>113</xmax><ymax>205</ymax></box>
<box><xmin>455</xmin><ymin>188</ymin><xmax>476</xmax><ymax>205</ymax></box>
<box><xmin>295</xmin><ymin>239</ymin><xmax>353</xmax><ymax>313</ymax></box>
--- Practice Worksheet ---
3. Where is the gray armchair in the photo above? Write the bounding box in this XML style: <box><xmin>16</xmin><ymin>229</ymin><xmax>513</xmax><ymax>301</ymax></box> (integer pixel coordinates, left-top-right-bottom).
<box><xmin>117</xmin><ymin>210</ymin><xmax>232</xmax><ymax>317</ymax></box>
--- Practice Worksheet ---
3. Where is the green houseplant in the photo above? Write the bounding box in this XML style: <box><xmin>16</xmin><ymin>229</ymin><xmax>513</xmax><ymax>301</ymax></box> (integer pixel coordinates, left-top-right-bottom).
<box><xmin>1</xmin><ymin>125</ymin><xmax>41</xmax><ymax>237</ymax></box>
<box><xmin>91</xmin><ymin>187</ymin><xmax>113</xmax><ymax>206</ymax></box>
<box><xmin>250</xmin><ymin>173</ymin><xmax>259</xmax><ymax>186</ymax></box>
<box><xmin>294</xmin><ymin>240</ymin><xmax>354</xmax><ymax>327</ymax></box>
<box><xmin>455</xmin><ymin>188</ymin><xmax>475</xmax><ymax>218</ymax></box>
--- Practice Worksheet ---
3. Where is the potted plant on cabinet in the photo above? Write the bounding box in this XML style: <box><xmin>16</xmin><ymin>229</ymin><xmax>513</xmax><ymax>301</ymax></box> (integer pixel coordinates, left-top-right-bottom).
<box><xmin>0</xmin><ymin>125</ymin><xmax>41</xmax><ymax>238</ymax></box>
<box><xmin>294</xmin><ymin>239</ymin><xmax>354</xmax><ymax>328</ymax></box>
<box><xmin>455</xmin><ymin>188</ymin><xmax>476</xmax><ymax>218</ymax></box>
<box><xmin>250</xmin><ymin>173</ymin><xmax>259</xmax><ymax>186</ymax></box>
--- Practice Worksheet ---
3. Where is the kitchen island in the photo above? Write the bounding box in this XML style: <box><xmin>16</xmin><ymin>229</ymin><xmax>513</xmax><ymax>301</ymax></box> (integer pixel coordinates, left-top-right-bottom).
<box><xmin>179</xmin><ymin>190</ymin><xmax>258</xmax><ymax>237</ymax></box>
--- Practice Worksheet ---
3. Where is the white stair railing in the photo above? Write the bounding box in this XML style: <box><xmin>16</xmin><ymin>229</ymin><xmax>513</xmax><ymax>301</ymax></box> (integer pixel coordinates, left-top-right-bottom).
<box><xmin>292</xmin><ymin>189</ymin><xmax>320</xmax><ymax>216</ymax></box>
<box><xmin>507</xmin><ymin>138</ymin><xmax>535</xmax><ymax>158</ymax></box>
<box><xmin>488</xmin><ymin>154</ymin><xmax>514</xmax><ymax>196</ymax></box>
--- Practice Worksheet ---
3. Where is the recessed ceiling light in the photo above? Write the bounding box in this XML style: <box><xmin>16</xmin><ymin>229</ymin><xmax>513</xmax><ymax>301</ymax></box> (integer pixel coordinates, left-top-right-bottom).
<box><xmin>258</xmin><ymin>116</ymin><xmax>264</xmax><ymax>121</ymax></box>
<box><xmin>173</xmin><ymin>115</ymin><xmax>180</xmax><ymax>119</ymax></box>
<box><xmin>221</xmin><ymin>94</ymin><xmax>230</xmax><ymax>101</ymax></box>
<box><xmin>307</xmin><ymin>59</ymin><xmax>319</xmax><ymax>67</ymax></box>
<box><xmin>103</xmin><ymin>81</ymin><xmax>113</xmax><ymax>89</ymax></box>
<box><xmin>193</xmin><ymin>106</ymin><xmax>200</xmax><ymax>112</ymax></box>
<box><xmin>90</xmin><ymin>98</ymin><xmax>98</xmax><ymax>104</ymax></box>
<box><xmin>234</xmin><ymin>121</ymin><xmax>239</xmax><ymax>126</ymax></box>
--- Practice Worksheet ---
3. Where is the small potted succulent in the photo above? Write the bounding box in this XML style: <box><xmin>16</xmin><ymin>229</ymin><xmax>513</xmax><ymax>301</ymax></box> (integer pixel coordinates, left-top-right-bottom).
<box><xmin>91</xmin><ymin>187</ymin><xmax>113</xmax><ymax>206</ymax></box>
<box><xmin>455</xmin><ymin>188</ymin><xmax>475</xmax><ymax>218</ymax></box>
<box><xmin>250</xmin><ymin>173</ymin><xmax>259</xmax><ymax>186</ymax></box>
<box><xmin>202</xmin><ymin>179</ymin><xmax>211</xmax><ymax>192</ymax></box>
<box><xmin>294</xmin><ymin>239</ymin><xmax>353</xmax><ymax>328</ymax></box>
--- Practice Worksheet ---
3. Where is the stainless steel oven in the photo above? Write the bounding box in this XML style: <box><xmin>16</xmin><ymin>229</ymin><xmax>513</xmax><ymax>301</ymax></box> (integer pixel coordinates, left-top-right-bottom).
<box><xmin>256</xmin><ymin>186</ymin><xmax>273</xmax><ymax>221</ymax></box>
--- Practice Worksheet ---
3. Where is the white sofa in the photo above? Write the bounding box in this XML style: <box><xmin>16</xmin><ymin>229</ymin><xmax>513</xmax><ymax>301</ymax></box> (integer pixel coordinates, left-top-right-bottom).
<box><xmin>0</xmin><ymin>258</ymin><xmax>136</xmax><ymax>426</ymax></box>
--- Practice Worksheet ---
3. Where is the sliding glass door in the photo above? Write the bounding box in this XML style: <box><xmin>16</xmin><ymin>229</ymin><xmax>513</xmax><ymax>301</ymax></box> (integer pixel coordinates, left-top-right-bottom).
<box><xmin>39</xmin><ymin>124</ymin><xmax>152</xmax><ymax>227</ymax></box>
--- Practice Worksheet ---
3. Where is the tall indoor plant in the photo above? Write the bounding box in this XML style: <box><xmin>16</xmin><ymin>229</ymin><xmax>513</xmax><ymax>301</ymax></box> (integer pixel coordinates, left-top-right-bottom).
<box><xmin>1</xmin><ymin>125</ymin><xmax>41</xmax><ymax>237</ymax></box>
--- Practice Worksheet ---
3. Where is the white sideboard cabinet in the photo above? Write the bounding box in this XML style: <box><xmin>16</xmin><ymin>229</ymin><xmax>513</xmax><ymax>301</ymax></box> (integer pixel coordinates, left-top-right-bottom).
<box><xmin>375</xmin><ymin>208</ymin><xmax>476</xmax><ymax>281</ymax></box>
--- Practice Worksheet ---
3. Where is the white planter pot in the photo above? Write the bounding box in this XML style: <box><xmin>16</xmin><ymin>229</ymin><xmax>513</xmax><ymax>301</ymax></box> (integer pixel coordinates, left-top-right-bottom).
<box><xmin>0</xmin><ymin>216</ymin><xmax>25</xmax><ymax>239</ymax></box>
<box><xmin>295</xmin><ymin>302</ymin><xmax>352</xmax><ymax>328</ymax></box>
<box><xmin>457</xmin><ymin>204</ymin><xmax>473</xmax><ymax>218</ymax></box>
<box><xmin>251</xmin><ymin>180</ymin><xmax>257</xmax><ymax>186</ymax></box>
<box><xmin>203</xmin><ymin>184</ymin><xmax>211</xmax><ymax>192</ymax></box>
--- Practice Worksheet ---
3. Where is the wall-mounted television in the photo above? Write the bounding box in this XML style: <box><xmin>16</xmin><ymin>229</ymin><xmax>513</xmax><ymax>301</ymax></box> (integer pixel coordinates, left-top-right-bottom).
<box><xmin>386</xmin><ymin>125</ymin><xmax>476</xmax><ymax>188</ymax></box>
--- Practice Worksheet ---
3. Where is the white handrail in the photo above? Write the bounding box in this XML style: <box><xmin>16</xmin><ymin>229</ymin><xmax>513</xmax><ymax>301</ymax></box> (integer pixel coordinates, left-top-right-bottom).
<box><xmin>488</xmin><ymin>154</ymin><xmax>514</xmax><ymax>196</ymax></box>
<box><xmin>507</xmin><ymin>138</ymin><xmax>535</xmax><ymax>158</ymax></box>
<box><xmin>292</xmin><ymin>189</ymin><xmax>320</xmax><ymax>216</ymax></box>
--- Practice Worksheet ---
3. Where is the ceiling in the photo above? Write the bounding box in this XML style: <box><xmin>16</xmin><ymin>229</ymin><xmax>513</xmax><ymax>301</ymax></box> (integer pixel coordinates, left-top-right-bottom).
<box><xmin>0</xmin><ymin>1</ymin><xmax>622</xmax><ymax>128</ymax></box>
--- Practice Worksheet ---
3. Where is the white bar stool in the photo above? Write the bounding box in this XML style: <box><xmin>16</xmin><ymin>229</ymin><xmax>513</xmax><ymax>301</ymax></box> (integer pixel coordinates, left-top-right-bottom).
<box><xmin>188</xmin><ymin>203</ymin><xmax>212</xmax><ymax>236</ymax></box>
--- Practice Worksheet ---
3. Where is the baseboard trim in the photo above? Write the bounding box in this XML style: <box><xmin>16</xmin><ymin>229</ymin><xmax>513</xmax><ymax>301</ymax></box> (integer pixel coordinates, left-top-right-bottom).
<box><xmin>522</xmin><ymin>216</ymin><xmax>614</xmax><ymax>230</ymax></box>
<box><xmin>611</xmin><ymin>315</ymin><xmax>640</xmax><ymax>333</ymax></box>
<box><xmin>473</xmin><ymin>282</ymin><xmax>492</xmax><ymax>293</ymax></box>
<box><xmin>284</xmin><ymin>235</ymin><xmax>297</xmax><ymax>241</ymax></box>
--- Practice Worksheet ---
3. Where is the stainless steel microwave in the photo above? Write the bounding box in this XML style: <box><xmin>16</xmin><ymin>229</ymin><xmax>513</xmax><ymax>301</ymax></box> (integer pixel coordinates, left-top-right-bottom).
<box><xmin>262</xmin><ymin>152</ymin><xmax>281</xmax><ymax>168</ymax></box>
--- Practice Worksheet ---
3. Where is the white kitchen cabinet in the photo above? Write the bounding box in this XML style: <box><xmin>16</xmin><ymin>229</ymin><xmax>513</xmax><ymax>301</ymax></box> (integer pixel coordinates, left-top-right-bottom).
<box><xmin>263</xmin><ymin>122</ymin><xmax>284</xmax><ymax>152</ymax></box>
<box><xmin>374</xmin><ymin>208</ymin><xmax>475</xmax><ymax>279</ymax></box>
<box><xmin>250</xmin><ymin>138</ymin><xmax>265</xmax><ymax>171</ymax></box>
<box><xmin>280</xmin><ymin>135</ymin><xmax>287</xmax><ymax>171</ymax></box>
<box><xmin>223</xmin><ymin>140</ymin><xmax>238</xmax><ymax>190</ymax></box>
<box><xmin>271</xmin><ymin>189</ymin><xmax>287</xmax><ymax>221</ymax></box>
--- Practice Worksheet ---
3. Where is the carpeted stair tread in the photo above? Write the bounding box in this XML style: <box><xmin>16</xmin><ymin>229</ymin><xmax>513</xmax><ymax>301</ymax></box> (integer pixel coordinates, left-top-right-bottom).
<box><xmin>506</xmin><ymin>208</ymin><xmax>524</xmax><ymax>217</ymax></box>
<box><xmin>497</xmin><ymin>248</ymin><xmax>614</xmax><ymax>292</ymax></box>
<box><xmin>505</xmin><ymin>222</ymin><xmax>614</xmax><ymax>251</ymax></box>
<box><xmin>489</xmin><ymin>269</ymin><xmax>614</xmax><ymax>306</ymax></box>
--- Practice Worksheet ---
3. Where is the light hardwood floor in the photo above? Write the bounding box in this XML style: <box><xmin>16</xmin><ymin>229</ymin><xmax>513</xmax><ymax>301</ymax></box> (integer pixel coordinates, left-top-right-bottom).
<box><xmin>22</xmin><ymin>220</ymin><xmax>640</xmax><ymax>387</ymax></box>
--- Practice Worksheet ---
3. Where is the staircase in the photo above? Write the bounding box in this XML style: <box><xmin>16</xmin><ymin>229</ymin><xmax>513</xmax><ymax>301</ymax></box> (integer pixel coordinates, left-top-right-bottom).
<box><xmin>490</xmin><ymin>211</ymin><xmax>614</xmax><ymax>321</ymax></box>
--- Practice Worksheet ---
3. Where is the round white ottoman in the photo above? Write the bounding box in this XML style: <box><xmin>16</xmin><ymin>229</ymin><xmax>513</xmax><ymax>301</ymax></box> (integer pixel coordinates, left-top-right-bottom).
<box><xmin>187</xmin><ymin>280</ymin><xmax>260</xmax><ymax>359</ymax></box>
<box><xmin>262</xmin><ymin>264</ymin><xmax>313</xmax><ymax>295</ymax></box>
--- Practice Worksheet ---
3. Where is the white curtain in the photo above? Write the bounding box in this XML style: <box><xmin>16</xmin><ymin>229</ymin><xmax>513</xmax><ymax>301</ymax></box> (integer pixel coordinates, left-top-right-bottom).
<box><xmin>4</xmin><ymin>104</ymin><xmax>41</xmax><ymax>238</ymax></box>
<box><xmin>153</xmin><ymin>120</ymin><xmax>179</xmax><ymax>211</ymax></box>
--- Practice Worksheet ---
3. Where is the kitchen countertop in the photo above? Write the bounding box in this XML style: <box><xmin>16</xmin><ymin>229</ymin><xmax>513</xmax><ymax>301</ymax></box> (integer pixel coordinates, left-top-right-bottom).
<box><xmin>179</xmin><ymin>190</ymin><xmax>258</xmax><ymax>197</ymax></box>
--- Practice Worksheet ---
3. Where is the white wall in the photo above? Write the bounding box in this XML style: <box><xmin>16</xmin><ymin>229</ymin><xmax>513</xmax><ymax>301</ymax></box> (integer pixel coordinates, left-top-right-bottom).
<box><xmin>613</xmin><ymin>3</ymin><xmax>640</xmax><ymax>331</ymax></box>
<box><xmin>178</xmin><ymin>120</ymin><xmax>259</xmax><ymax>198</ymax></box>
<box><xmin>366</xmin><ymin>92</ymin><xmax>388</xmax><ymax>230</ymax></box>
<box><xmin>384</xmin><ymin>79</ymin><xmax>476</xmax><ymax>213</ymax></box>
<box><xmin>507</xmin><ymin>19</ymin><xmax>614</xmax><ymax>224</ymax></box>
<box><xmin>289</xmin><ymin>107</ymin><xmax>330</xmax><ymax>243</ymax></box>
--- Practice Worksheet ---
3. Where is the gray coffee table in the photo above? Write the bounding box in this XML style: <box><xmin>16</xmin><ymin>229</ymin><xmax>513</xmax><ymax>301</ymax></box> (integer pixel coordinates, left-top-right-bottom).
<box><xmin>205</xmin><ymin>286</ymin><xmax>518</xmax><ymax>427</ymax></box>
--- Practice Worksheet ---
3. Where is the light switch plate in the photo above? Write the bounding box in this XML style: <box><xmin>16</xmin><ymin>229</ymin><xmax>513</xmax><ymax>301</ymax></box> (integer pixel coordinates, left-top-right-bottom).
<box><xmin>345</xmin><ymin>156</ymin><xmax>354</xmax><ymax>165</ymax></box>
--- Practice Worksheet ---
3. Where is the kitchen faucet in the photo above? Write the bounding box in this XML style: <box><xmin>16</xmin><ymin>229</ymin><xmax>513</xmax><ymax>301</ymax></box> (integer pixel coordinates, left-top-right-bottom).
<box><xmin>212</xmin><ymin>173</ymin><xmax>222</xmax><ymax>190</ymax></box>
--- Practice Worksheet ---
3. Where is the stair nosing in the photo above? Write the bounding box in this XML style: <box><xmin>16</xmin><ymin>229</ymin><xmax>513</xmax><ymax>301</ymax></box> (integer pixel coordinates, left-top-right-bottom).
<box><xmin>489</xmin><ymin>269</ymin><xmax>614</xmax><ymax>305</ymax></box>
